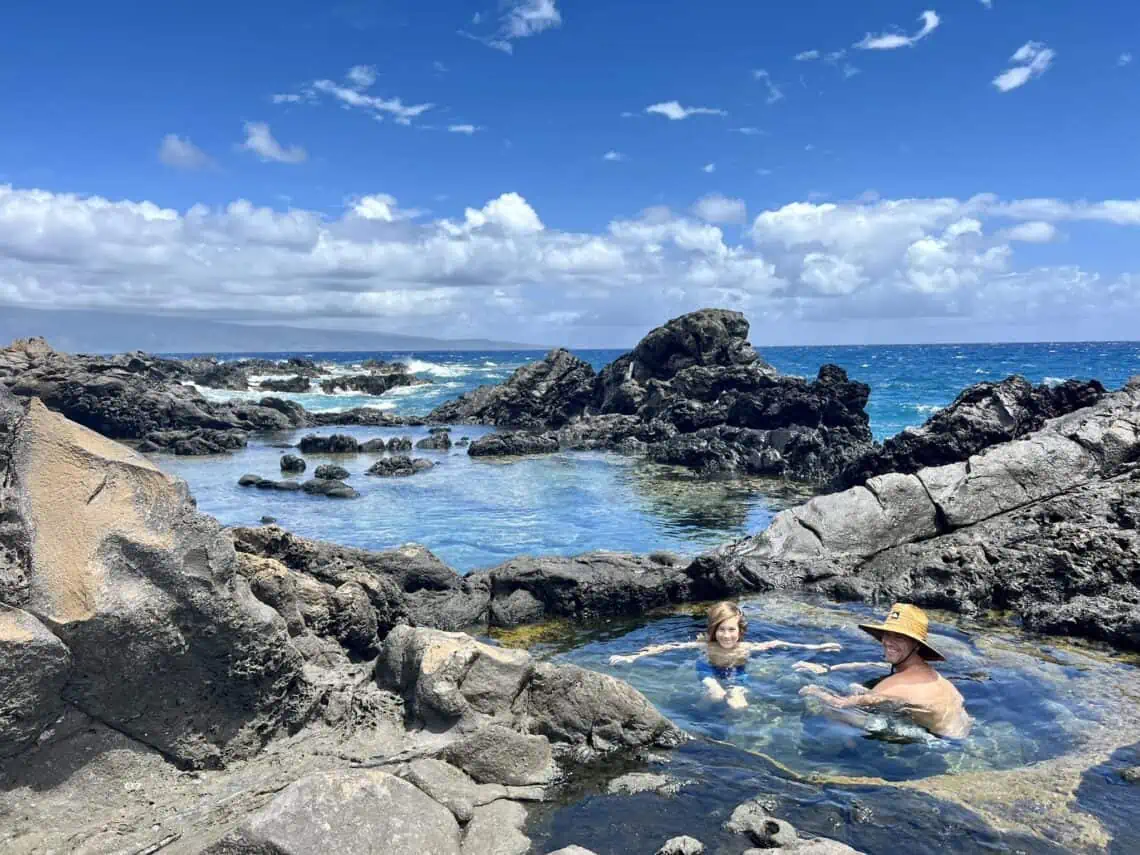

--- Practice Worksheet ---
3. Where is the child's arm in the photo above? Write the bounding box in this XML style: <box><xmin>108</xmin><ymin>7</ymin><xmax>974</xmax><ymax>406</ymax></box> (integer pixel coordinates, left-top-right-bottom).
<box><xmin>747</xmin><ymin>640</ymin><xmax>843</xmax><ymax>653</ymax></box>
<box><xmin>608</xmin><ymin>641</ymin><xmax>701</xmax><ymax>664</ymax></box>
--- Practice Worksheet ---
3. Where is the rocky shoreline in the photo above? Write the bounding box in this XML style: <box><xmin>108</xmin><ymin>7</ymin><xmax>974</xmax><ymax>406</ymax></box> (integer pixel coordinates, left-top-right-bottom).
<box><xmin>3</xmin><ymin>310</ymin><xmax>1140</xmax><ymax>854</ymax></box>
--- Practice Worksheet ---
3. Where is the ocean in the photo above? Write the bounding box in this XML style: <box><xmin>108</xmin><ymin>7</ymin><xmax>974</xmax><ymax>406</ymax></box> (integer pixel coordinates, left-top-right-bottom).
<box><xmin>158</xmin><ymin>341</ymin><xmax>1140</xmax><ymax>571</ymax></box>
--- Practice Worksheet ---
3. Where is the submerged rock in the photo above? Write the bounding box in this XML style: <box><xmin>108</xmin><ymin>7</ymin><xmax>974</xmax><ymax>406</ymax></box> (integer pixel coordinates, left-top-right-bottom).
<box><xmin>313</xmin><ymin>463</ymin><xmax>350</xmax><ymax>480</ymax></box>
<box><xmin>417</xmin><ymin>430</ymin><xmax>453</xmax><ymax>451</ymax></box>
<box><xmin>298</xmin><ymin>433</ymin><xmax>360</xmax><ymax>454</ymax></box>
<box><xmin>279</xmin><ymin>453</ymin><xmax>306</xmax><ymax>473</ymax></box>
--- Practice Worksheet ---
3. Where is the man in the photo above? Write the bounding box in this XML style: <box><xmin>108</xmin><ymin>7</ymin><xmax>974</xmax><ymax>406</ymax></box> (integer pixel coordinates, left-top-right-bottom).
<box><xmin>798</xmin><ymin>603</ymin><xmax>971</xmax><ymax>739</ymax></box>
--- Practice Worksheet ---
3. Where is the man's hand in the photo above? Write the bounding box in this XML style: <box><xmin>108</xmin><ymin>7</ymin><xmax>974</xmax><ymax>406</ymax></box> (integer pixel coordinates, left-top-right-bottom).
<box><xmin>799</xmin><ymin>685</ymin><xmax>847</xmax><ymax>707</ymax></box>
<box><xmin>608</xmin><ymin>654</ymin><xmax>635</xmax><ymax>665</ymax></box>
<box><xmin>793</xmin><ymin>661</ymin><xmax>829</xmax><ymax>675</ymax></box>
<box><xmin>813</xmin><ymin>642</ymin><xmax>842</xmax><ymax>652</ymax></box>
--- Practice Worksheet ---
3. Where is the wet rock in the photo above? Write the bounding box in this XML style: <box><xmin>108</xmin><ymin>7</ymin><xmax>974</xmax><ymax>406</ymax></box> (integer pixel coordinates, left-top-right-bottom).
<box><xmin>210</xmin><ymin>769</ymin><xmax>462</xmax><ymax>855</ymax></box>
<box><xmin>307</xmin><ymin>407</ymin><xmax>407</xmax><ymax>427</ymax></box>
<box><xmin>298</xmin><ymin>433</ymin><xmax>360</xmax><ymax>454</ymax></box>
<box><xmin>301</xmin><ymin>478</ymin><xmax>359</xmax><ymax>498</ymax></box>
<box><xmin>279</xmin><ymin>453</ymin><xmax>305</xmax><ymax>473</ymax></box>
<box><xmin>360</xmin><ymin>437</ymin><xmax>389</xmax><ymax>452</ymax></box>
<box><xmin>430</xmin><ymin>348</ymin><xmax>597</xmax><ymax>429</ymax></box>
<box><xmin>259</xmin><ymin>515</ymin><xmax>276</xmax><ymax>524</ymax></box>
<box><xmin>366</xmin><ymin>455</ymin><xmax>434</xmax><ymax>477</ymax></box>
<box><xmin>462</xmin><ymin>799</ymin><xmax>530</xmax><ymax>855</ymax></box>
<box><xmin>0</xmin><ymin>395</ymin><xmax>304</xmax><ymax>769</ymax></box>
<box><xmin>0</xmin><ymin>605</ymin><xmax>71</xmax><ymax>758</ymax></box>
<box><xmin>607</xmin><ymin>772</ymin><xmax>686</xmax><ymax>796</ymax></box>
<box><xmin>834</xmin><ymin>375</ymin><xmax>1107</xmax><ymax>490</ymax></box>
<box><xmin>138</xmin><ymin>427</ymin><xmax>249</xmax><ymax>455</ymax></box>
<box><xmin>320</xmin><ymin>371</ymin><xmax>430</xmax><ymax>396</ymax></box>
<box><xmin>417</xmin><ymin>430</ymin><xmax>453</xmax><ymax>451</ymax></box>
<box><xmin>238</xmin><ymin>474</ymin><xmax>303</xmax><ymax>492</ymax></box>
<box><xmin>259</xmin><ymin>375</ymin><xmax>310</xmax><ymax>393</ymax></box>
<box><xmin>1122</xmin><ymin>766</ymin><xmax>1140</xmax><ymax>784</ymax></box>
<box><xmin>476</xmin><ymin>552</ymin><xmax>691</xmax><ymax>627</ymax></box>
<box><xmin>656</xmin><ymin>836</ymin><xmax>704</xmax><ymax>855</ymax></box>
<box><xmin>545</xmin><ymin>848</ymin><xmax>599</xmax><ymax>855</ymax></box>
<box><xmin>725</xmin><ymin>798</ymin><xmax>773</xmax><ymax>837</ymax></box>
<box><xmin>468</xmin><ymin>431</ymin><xmax>560</xmax><ymax>457</ymax></box>
<box><xmin>313</xmin><ymin>463</ymin><xmax>350</xmax><ymax>480</ymax></box>
<box><xmin>388</xmin><ymin>436</ymin><xmax>413</xmax><ymax>451</ymax></box>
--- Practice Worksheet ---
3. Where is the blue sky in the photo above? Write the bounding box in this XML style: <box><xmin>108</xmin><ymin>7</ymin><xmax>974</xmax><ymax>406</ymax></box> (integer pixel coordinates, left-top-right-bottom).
<box><xmin>1</xmin><ymin>1</ymin><xmax>1138</xmax><ymax>347</ymax></box>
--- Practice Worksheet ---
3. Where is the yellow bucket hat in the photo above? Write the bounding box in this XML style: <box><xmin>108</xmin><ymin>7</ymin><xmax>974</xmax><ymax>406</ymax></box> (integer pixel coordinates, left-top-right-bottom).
<box><xmin>858</xmin><ymin>603</ymin><xmax>945</xmax><ymax>661</ymax></box>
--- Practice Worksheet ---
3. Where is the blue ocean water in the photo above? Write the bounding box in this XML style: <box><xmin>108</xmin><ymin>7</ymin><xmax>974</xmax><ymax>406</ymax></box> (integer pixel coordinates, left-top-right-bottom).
<box><xmin>158</xmin><ymin>341</ymin><xmax>1140</xmax><ymax>571</ymax></box>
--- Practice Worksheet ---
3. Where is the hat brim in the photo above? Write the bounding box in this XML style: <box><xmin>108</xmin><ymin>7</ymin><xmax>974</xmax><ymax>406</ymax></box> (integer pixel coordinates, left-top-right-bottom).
<box><xmin>858</xmin><ymin>622</ymin><xmax>945</xmax><ymax>661</ymax></box>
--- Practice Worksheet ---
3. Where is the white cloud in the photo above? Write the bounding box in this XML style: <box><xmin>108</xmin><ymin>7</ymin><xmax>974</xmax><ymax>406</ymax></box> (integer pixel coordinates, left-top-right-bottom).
<box><xmin>3</xmin><ymin>185</ymin><xmax>1140</xmax><ymax>344</ymax></box>
<box><xmin>733</xmin><ymin>127</ymin><xmax>765</xmax><ymax>136</ymax></box>
<box><xmin>448</xmin><ymin>124</ymin><xmax>482</xmax><ymax>135</ymax></box>
<box><xmin>462</xmin><ymin>0</ymin><xmax>561</xmax><ymax>54</ymax></box>
<box><xmin>645</xmin><ymin>101</ymin><xmax>727</xmax><ymax>120</ymax></box>
<box><xmin>701</xmin><ymin>163</ymin><xmax>716</xmax><ymax>174</ymax></box>
<box><xmin>1119</xmin><ymin>52</ymin><xmax>1134</xmax><ymax>67</ymax></box>
<box><xmin>795</xmin><ymin>50</ymin><xmax>820</xmax><ymax>61</ymax></box>
<box><xmin>980</xmin><ymin>0</ymin><xmax>992</xmax><ymax>8</ymax></box>
<box><xmin>693</xmin><ymin>194</ymin><xmax>747</xmax><ymax>224</ymax></box>
<box><xmin>993</xmin><ymin>42</ymin><xmax>1055</xmax><ymax>91</ymax></box>
<box><xmin>272</xmin><ymin>93</ymin><xmax>304</xmax><ymax>104</ymax></box>
<box><xmin>239</xmin><ymin>122</ymin><xmax>307</xmax><ymax>164</ymax></box>
<box><xmin>1003</xmin><ymin>221</ymin><xmax>1058</xmax><ymax>243</ymax></box>
<box><xmin>158</xmin><ymin>135</ymin><xmax>213</xmax><ymax>170</ymax></box>
<box><xmin>752</xmin><ymin>69</ymin><xmax>785</xmax><ymax>104</ymax></box>
<box><xmin>310</xmin><ymin>78</ymin><xmax>434</xmax><ymax>125</ymax></box>
<box><xmin>345</xmin><ymin>64</ymin><xmax>377</xmax><ymax>88</ymax></box>
<box><xmin>856</xmin><ymin>10</ymin><xmax>941</xmax><ymax>50</ymax></box>
<box><xmin>603</xmin><ymin>150</ymin><xmax>625</xmax><ymax>162</ymax></box>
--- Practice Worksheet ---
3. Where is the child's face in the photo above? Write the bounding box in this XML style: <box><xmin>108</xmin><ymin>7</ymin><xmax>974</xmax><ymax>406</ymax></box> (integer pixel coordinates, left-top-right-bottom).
<box><xmin>714</xmin><ymin>616</ymin><xmax>742</xmax><ymax>649</ymax></box>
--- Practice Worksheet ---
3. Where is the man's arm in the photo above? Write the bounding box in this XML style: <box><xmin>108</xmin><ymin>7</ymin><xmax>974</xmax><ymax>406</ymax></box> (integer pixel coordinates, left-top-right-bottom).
<box><xmin>749</xmin><ymin>640</ymin><xmax>842</xmax><ymax>653</ymax></box>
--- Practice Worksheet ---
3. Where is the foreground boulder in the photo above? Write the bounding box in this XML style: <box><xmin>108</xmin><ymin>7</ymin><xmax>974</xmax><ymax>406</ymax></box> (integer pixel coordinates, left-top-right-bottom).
<box><xmin>833</xmin><ymin>375</ymin><xmax>1106</xmax><ymax>489</ymax></box>
<box><xmin>430</xmin><ymin>310</ymin><xmax>874</xmax><ymax>483</ymax></box>
<box><xmin>468</xmin><ymin>431</ymin><xmax>560</xmax><ymax>457</ymax></box>
<box><xmin>690</xmin><ymin>380</ymin><xmax>1140</xmax><ymax>650</ymax></box>
<box><xmin>0</xmin><ymin>391</ymin><xmax>305</xmax><ymax>768</ymax></box>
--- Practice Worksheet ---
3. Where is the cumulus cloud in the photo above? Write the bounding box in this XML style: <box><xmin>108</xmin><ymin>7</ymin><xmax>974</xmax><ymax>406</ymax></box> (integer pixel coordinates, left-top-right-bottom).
<box><xmin>158</xmin><ymin>135</ymin><xmax>213</xmax><ymax>170</ymax></box>
<box><xmin>693</xmin><ymin>194</ymin><xmax>747</xmax><ymax>224</ymax></box>
<box><xmin>856</xmin><ymin>10</ymin><xmax>941</xmax><ymax>51</ymax></box>
<box><xmin>239</xmin><ymin>122</ymin><xmax>307</xmax><ymax>164</ymax></box>
<box><xmin>993</xmin><ymin>42</ymin><xmax>1055</xmax><ymax>91</ymax></box>
<box><xmin>345</xmin><ymin>64</ymin><xmax>377</xmax><ymax>88</ymax></box>
<box><xmin>603</xmin><ymin>150</ymin><xmax>626</xmax><ymax>162</ymax></box>
<box><xmin>2</xmin><ymin>185</ymin><xmax>1139</xmax><ymax>344</ymax></box>
<box><xmin>645</xmin><ymin>101</ymin><xmax>727</xmax><ymax>120</ymax></box>
<box><xmin>448</xmin><ymin>124</ymin><xmax>481</xmax><ymax>134</ymax></box>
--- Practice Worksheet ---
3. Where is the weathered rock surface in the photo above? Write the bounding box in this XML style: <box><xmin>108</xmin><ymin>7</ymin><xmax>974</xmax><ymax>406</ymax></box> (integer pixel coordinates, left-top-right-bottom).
<box><xmin>607</xmin><ymin>771</ymin><xmax>687</xmax><ymax>796</ymax></box>
<box><xmin>0</xmin><ymin>338</ymin><xmax>407</xmax><ymax>454</ymax></box>
<box><xmin>209</xmin><ymin>769</ymin><xmax>463</xmax><ymax>855</ymax></box>
<box><xmin>429</xmin><ymin>310</ymin><xmax>874</xmax><ymax>483</ymax></box>
<box><xmin>690</xmin><ymin>380</ymin><xmax>1140</xmax><ymax>650</ymax></box>
<box><xmin>377</xmin><ymin>626</ymin><xmax>685</xmax><ymax>756</ymax></box>
<box><xmin>0</xmin><ymin>604</ymin><xmax>71</xmax><ymax>758</ymax></box>
<box><xmin>462</xmin><ymin>798</ymin><xmax>531</xmax><ymax>855</ymax></box>
<box><xmin>259</xmin><ymin>374</ymin><xmax>312</xmax><ymax>393</ymax></box>
<box><xmin>417</xmin><ymin>429</ymin><xmax>453</xmax><ymax>451</ymax></box>
<box><xmin>313</xmin><ymin>463</ymin><xmax>350</xmax><ymax>480</ymax></box>
<box><xmin>238</xmin><ymin>474</ymin><xmax>303</xmax><ymax>492</ymax></box>
<box><xmin>279</xmin><ymin>453</ymin><xmax>306</xmax><ymax>473</ymax></box>
<box><xmin>469</xmin><ymin>431</ymin><xmax>561</xmax><ymax>457</ymax></box>
<box><xmin>320</xmin><ymin>371</ymin><xmax>430</xmax><ymax>396</ymax></box>
<box><xmin>656</xmin><ymin>836</ymin><xmax>705</xmax><ymax>855</ymax></box>
<box><xmin>834</xmin><ymin>375</ymin><xmax>1106</xmax><ymax>489</ymax></box>
<box><xmin>298</xmin><ymin>432</ymin><xmax>359</xmax><ymax>454</ymax></box>
<box><xmin>366</xmin><ymin>455</ymin><xmax>435</xmax><ymax>477</ymax></box>
<box><xmin>0</xmin><ymin>391</ymin><xmax>305</xmax><ymax>769</ymax></box>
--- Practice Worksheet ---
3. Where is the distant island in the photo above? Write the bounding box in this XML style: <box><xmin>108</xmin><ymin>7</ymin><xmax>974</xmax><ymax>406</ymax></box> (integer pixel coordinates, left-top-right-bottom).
<box><xmin>0</xmin><ymin>305</ymin><xmax>548</xmax><ymax>353</ymax></box>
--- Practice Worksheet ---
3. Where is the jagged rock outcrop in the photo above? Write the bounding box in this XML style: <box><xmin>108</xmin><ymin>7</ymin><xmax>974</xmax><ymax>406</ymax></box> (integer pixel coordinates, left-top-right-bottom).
<box><xmin>367</xmin><ymin>455</ymin><xmax>435</xmax><ymax>477</ymax></box>
<box><xmin>429</xmin><ymin>310</ymin><xmax>873</xmax><ymax>483</ymax></box>
<box><xmin>833</xmin><ymin>375</ymin><xmax>1106</xmax><ymax>489</ymax></box>
<box><xmin>259</xmin><ymin>375</ymin><xmax>311</xmax><ymax>393</ymax></box>
<box><xmin>689</xmin><ymin>379</ymin><xmax>1140</xmax><ymax>650</ymax></box>
<box><xmin>280</xmin><ymin>453</ymin><xmax>306</xmax><ymax>473</ymax></box>
<box><xmin>0</xmin><ymin>339</ymin><xmax>407</xmax><ymax>453</ymax></box>
<box><xmin>417</xmin><ymin>428</ymin><xmax>453</xmax><ymax>451</ymax></box>
<box><xmin>0</xmin><ymin>390</ymin><xmax>306</xmax><ymax>768</ymax></box>
<box><xmin>320</xmin><ymin>371</ymin><xmax>430</xmax><ymax>396</ymax></box>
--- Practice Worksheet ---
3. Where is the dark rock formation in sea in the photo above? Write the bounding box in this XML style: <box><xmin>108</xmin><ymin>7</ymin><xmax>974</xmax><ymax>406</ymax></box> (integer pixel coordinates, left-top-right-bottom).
<box><xmin>259</xmin><ymin>375</ymin><xmax>312</xmax><ymax>393</ymax></box>
<box><xmin>280</xmin><ymin>453</ymin><xmax>306</xmax><ymax>473</ymax></box>
<box><xmin>320</xmin><ymin>371</ymin><xmax>430</xmax><ymax>396</ymax></box>
<box><xmin>416</xmin><ymin>429</ymin><xmax>453</xmax><ymax>451</ymax></box>
<box><xmin>366</xmin><ymin>455</ymin><xmax>435</xmax><ymax>477</ymax></box>
<box><xmin>428</xmin><ymin>309</ymin><xmax>875</xmax><ymax>483</ymax></box>
<box><xmin>0</xmin><ymin>337</ymin><xmax>409</xmax><ymax>454</ymax></box>
<box><xmin>832</xmin><ymin>374</ymin><xmax>1107</xmax><ymax>490</ymax></box>
<box><xmin>468</xmin><ymin>431</ymin><xmax>560</xmax><ymax>457</ymax></box>
<box><xmin>301</xmin><ymin>478</ymin><xmax>359</xmax><ymax>498</ymax></box>
<box><xmin>298</xmin><ymin>433</ymin><xmax>360</xmax><ymax>454</ymax></box>
<box><xmin>314</xmin><ymin>463</ymin><xmax>351</xmax><ymax>480</ymax></box>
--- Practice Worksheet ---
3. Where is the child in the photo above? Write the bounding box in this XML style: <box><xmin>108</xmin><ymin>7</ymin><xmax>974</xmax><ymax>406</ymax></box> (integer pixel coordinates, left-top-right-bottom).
<box><xmin>609</xmin><ymin>601</ymin><xmax>842</xmax><ymax>709</ymax></box>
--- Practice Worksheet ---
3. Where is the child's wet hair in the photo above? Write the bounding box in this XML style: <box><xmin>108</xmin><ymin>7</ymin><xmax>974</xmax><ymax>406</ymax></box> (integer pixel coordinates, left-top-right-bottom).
<box><xmin>706</xmin><ymin>601</ymin><xmax>748</xmax><ymax>641</ymax></box>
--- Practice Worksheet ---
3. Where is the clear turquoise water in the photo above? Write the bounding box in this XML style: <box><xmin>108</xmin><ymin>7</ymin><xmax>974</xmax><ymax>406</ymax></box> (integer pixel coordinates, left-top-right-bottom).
<box><xmin>159</xmin><ymin>341</ymin><xmax>1140</xmax><ymax>571</ymax></box>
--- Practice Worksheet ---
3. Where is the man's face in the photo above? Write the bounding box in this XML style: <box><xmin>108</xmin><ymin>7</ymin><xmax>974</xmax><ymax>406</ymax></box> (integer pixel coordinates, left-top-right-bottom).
<box><xmin>715</xmin><ymin>617</ymin><xmax>742</xmax><ymax>649</ymax></box>
<box><xmin>881</xmin><ymin>631</ymin><xmax>918</xmax><ymax>664</ymax></box>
